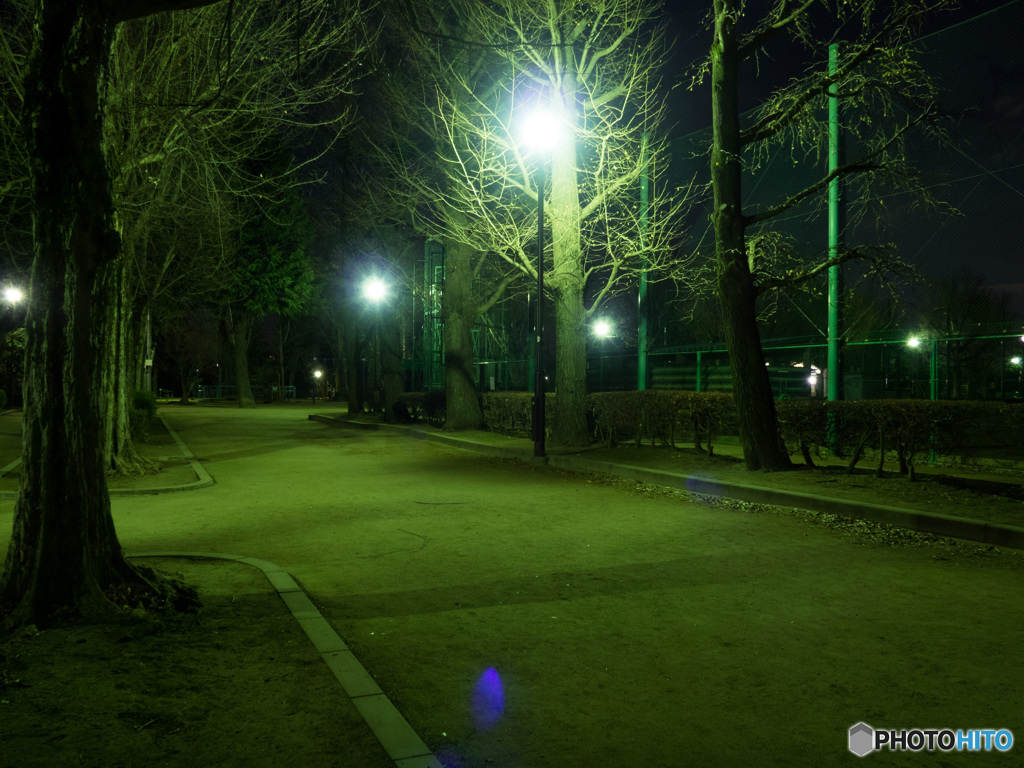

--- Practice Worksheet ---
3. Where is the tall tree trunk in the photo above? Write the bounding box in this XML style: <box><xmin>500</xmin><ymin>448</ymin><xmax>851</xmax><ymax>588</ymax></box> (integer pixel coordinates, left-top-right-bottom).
<box><xmin>442</xmin><ymin>238</ymin><xmax>482</xmax><ymax>430</ymax></box>
<box><xmin>548</xmin><ymin>78</ymin><xmax>590</xmax><ymax>447</ymax></box>
<box><xmin>711</xmin><ymin>0</ymin><xmax>791</xmax><ymax>471</ymax></box>
<box><xmin>1</xmin><ymin>0</ymin><xmax>197</xmax><ymax>629</ymax></box>
<box><xmin>343</xmin><ymin>313</ymin><xmax>363</xmax><ymax>415</ymax></box>
<box><xmin>103</xmin><ymin>258</ymin><xmax>153</xmax><ymax>475</ymax></box>
<box><xmin>230</xmin><ymin>310</ymin><xmax>256</xmax><ymax>408</ymax></box>
<box><xmin>381</xmin><ymin>310</ymin><xmax>404</xmax><ymax>422</ymax></box>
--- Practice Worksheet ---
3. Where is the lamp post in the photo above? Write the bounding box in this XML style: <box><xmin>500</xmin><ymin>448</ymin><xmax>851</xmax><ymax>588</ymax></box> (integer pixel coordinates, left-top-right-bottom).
<box><xmin>312</xmin><ymin>368</ymin><xmax>322</xmax><ymax>405</ymax></box>
<box><xmin>362</xmin><ymin>276</ymin><xmax>389</xmax><ymax>413</ymax></box>
<box><xmin>523</xmin><ymin>110</ymin><xmax>559</xmax><ymax>459</ymax></box>
<box><xmin>593</xmin><ymin>319</ymin><xmax>613</xmax><ymax>392</ymax></box>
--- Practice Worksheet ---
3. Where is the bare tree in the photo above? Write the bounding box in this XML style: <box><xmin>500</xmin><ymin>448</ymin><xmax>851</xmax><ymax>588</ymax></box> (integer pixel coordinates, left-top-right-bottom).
<box><xmin>102</xmin><ymin>0</ymin><xmax>373</xmax><ymax>445</ymax></box>
<box><xmin>705</xmin><ymin>0</ymin><xmax>956</xmax><ymax>470</ymax></box>
<box><xmin>388</xmin><ymin>0</ymin><xmax>688</xmax><ymax>446</ymax></box>
<box><xmin>351</xmin><ymin>9</ymin><xmax>525</xmax><ymax>430</ymax></box>
<box><xmin>0</xmin><ymin>0</ymin><xmax>373</xmax><ymax>629</ymax></box>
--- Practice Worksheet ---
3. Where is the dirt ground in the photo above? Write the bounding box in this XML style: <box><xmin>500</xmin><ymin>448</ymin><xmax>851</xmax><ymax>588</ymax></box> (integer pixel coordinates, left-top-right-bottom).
<box><xmin>1</xmin><ymin>405</ymin><xmax>1023</xmax><ymax>767</ymax></box>
<box><xmin>0</xmin><ymin>558</ymin><xmax>392</xmax><ymax>768</ymax></box>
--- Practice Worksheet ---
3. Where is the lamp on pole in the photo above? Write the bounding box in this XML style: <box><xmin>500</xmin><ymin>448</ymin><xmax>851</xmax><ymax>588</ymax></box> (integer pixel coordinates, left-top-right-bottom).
<box><xmin>312</xmin><ymin>368</ymin><xmax>323</xmax><ymax>405</ymax></box>
<box><xmin>362</xmin><ymin>276</ymin><xmax>389</xmax><ymax>413</ymax></box>
<box><xmin>593</xmin><ymin>319</ymin><xmax>614</xmax><ymax>392</ymax></box>
<box><xmin>522</xmin><ymin>109</ymin><xmax>559</xmax><ymax>459</ymax></box>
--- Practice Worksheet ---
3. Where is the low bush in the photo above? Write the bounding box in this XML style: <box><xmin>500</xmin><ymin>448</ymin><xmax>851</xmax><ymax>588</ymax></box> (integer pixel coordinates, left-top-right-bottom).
<box><xmin>422</xmin><ymin>390</ymin><xmax>446</xmax><ymax>427</ymax></box>
<box><xmin>129</xmin><ymin>390</ymin><xmax>158</xmax><ymax>441</ymax></box>
<box><xmin>482</xmin><ymin>392</ymin><xmax>534</xmax><ymax>437</ymax></box>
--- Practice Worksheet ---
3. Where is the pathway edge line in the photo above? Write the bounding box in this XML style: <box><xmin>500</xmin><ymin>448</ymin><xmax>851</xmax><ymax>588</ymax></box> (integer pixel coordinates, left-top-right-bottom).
<box><xmin>128</xmin><ymin>551</ymin><xmax>442</xmax><ymax>768</ymax></box>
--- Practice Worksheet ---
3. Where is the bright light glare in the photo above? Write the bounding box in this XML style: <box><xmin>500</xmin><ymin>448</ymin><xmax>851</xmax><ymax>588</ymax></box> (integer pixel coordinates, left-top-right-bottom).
<box><xmin>362</xmin><ymin>277</ymin><xmax>388</xmax><ymax>304</ymax></box>
<box><xmin>522</xmin><ymin>110</ymin><xmax>560</xmax><ymax>151</ymax></box>
<box><xmin>3</xmin><ymin>287</ymin><xmax>23</xmax><ymax>303</ymax></box>
<box><xmin>907</xmin><ymin>337</ymin><xmax>921</xmax><ymax>348</ymax></box>
<box><xmin>1012</xmin><ymin>357</ymin><xmax>1022</xmax><ymax>366</ymax></box>
<box><xmin>314</xmin><ymin>370</ymin><xmax>323</xmax><ymax>379</ymax></box>
<box><xmin>593</xmin><ymin>319</ymin><xmax>613</xmax><ymax>338</ymax></box>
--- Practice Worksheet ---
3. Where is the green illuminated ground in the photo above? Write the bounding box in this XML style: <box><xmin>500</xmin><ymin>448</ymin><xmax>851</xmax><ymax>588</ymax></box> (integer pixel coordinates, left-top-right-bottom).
<box><xmin>1</xmin><ymin>404</ymin><xmax>1021</xmax><ymax>767</ymax></box>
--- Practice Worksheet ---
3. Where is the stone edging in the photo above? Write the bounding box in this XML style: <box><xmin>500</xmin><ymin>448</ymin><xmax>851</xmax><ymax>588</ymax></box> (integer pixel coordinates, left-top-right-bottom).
<box><xmin>128</xmin><ymin>551</ymin><xmax>442</xmax><ymax>768</ymax></box>
<box><xmin>0</xmin><ymin>413</ymin><xmax>214</xmax><ymax>500</ymax></box>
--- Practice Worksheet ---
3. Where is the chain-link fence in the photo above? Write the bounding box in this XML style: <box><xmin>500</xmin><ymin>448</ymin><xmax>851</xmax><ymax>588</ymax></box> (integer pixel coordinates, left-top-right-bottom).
<box><xmin>420</xmin><ymin>1</ymin><xmax>1024</xmax><ymax>402</ymax></box>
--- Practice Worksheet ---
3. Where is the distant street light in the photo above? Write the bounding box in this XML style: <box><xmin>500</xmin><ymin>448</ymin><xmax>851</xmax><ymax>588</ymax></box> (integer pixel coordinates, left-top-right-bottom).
<box><xmin>362</xmin><ymin>276</ymin><xmax>389</xmax><ymax>304</ymax></box>
<box><xmin>593</xmin><ymin>319</ymin><xmax>613</xmax><ymax>339</ymax></box>
<box><xmin>3</xmin><ymin>287</ymin><xmax>23</xmax><ymax>304</ymax></box>
<box><xmin>906</xmin><ymin>336</ymin><xmax>921</xmax><ymax>348</ymax></box>
<box><xmin>523</xmin><ymin>108</ymin><xmax>560</xmax><ymax>460</ymax></box>
<box><xmin>312</xmin><ymin>368</ymin><xmax>323</xmax><ymax>405</ymax></box>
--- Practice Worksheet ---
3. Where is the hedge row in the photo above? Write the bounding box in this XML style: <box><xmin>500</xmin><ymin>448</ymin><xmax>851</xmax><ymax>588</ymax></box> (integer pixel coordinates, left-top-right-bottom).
<box><xmin>399</xmin><ymin>390</ymin><xmax>1024</xmax><ymax>476</ymax></box>
<box><xmin>777</xmin><ymin>398</ymin><xmax>1024</xmax><ymax>478</ymax></box>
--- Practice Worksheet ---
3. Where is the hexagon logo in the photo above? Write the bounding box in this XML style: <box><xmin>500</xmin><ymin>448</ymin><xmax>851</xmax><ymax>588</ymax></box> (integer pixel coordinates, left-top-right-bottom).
<box><xmin>849</xmin><ymin>722</ymin><xmax>874</xmax><ymax>757</ymax></box>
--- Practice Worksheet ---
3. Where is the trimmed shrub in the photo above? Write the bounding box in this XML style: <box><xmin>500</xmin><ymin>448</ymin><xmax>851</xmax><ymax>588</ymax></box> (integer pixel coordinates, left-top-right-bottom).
<box><xmin>134</xmin><ymin>389</ymin><xmax>158</xmax><ymax>418</ymax></box>
<box><xmin>129</xmin><ymin>390</ymin><xmax>158</xmax><ymax>441</ymax></box>
<box><xmin>422</xmin><ymin>390</ymin><xmax>446</xmax><ymax>427</ymax></box>
<box><xmin>482</xmin><ymin>392</ymin><xmax>534</xmax><ymax>437</ymax></box>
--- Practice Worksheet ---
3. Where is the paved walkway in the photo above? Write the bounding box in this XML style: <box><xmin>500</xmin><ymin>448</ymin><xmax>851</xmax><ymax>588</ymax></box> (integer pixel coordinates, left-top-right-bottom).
<box><xmin>309</xmin><ymin>414</ymin><xmax>1024</xmax><ymax>551</ymax></box>
<box><xmin>2</xmin><ymin>403</ymin><xmax>1020</xmax><ymax>767</ymax></box>
<box><xmin>2</xmin><ymin>405</ymin><xmax>1020</xmax><ymax>549</ymax></box>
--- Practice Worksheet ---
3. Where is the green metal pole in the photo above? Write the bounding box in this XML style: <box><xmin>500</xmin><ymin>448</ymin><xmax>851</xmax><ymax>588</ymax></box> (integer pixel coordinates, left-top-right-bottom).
<box><xmin>930</xmin><ymin>339</ymin><xmax>938</xmax><ymax>401</ymax></box>
<box><xmin>638</xmin><ymin>132</ymin><xmax>649</xmax><ymax>391</ymax></box>
<box><xmin>695</xmin><ymin>350</ymin><xmax>703</xmax><ymax>392</ymax></box>
<box><xmin>533</xmin><ymin>162</ymin><xmax>546</xmax><ymax>458</ymax></box>
<box><xmin>827</xmin><ymin>44</ymin><xmax>841</xmax><ymax>402</ymax></box>
<box><xmin>527</xmin><ymin>292</ymin><xmax>535</xmax><ymax>394</ymax></box>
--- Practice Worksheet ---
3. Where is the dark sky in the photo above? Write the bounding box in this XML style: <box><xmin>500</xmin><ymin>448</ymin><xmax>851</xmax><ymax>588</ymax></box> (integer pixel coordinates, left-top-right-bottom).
<box><xmin>661</xmin><ymin>0</ymin><xmax>1024</xmax><ymax>137</ymax></box>
<box><xmin>658</xmin><ymin>0</ymin><xmax>1024</xmax><ymax>293</ymax></box>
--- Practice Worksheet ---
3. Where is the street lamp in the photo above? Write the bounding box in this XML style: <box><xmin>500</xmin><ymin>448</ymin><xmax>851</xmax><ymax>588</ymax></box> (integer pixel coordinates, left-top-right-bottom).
<box><xmin>312</xmin><ymin>368</ymin><xmax>323</xmax><ymax>405</ymax></box>
<box><xmin>523</xmin><ymin>109</ymin><xmax>560</xmax><ymax>459</ymax></box>
<box><xmin>362</xmin><ymin>276</ymin><xmax>389</xmax><ymax>413</ymax></box>
<box><xmin>592</xmin><ymin>319</ymin><xmax>614</xmax><ymax>392</ymax></box>
<box><xmin>3</xmin><ymin>287</ymin><xmax>23</xmax><ymax>304</ymax></box>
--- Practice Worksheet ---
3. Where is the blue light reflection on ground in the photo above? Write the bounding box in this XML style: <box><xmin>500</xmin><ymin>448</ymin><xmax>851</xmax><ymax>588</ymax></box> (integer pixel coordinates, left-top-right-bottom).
<box><xmin>686</xmin><ymin>472</ymin><xmax>720</xmax><ymax>496</ymax></box>
<box><xmin>471</xmin><ymin>667</ymin><xmax>506</xmax><ymax>731</ymax></box>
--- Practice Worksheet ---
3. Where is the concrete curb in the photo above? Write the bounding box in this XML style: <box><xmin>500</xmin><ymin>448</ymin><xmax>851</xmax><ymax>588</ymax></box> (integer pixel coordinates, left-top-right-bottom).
<box><xmin>0</xmin><ymin>413</ymin><xmax>214</xmax><ymax>500</ymax></box>
<box><xmin>128</xmin><ymin>551</ymin><xmax>442</xmax><ymax>768</ymax></box>
<box><xmin>155</xmin><ymin>413</ymin><xmax>215</xmax><ymax>492</ymax></box>
<box><xmin>317</xmin><ymin>415</ymin><xmax>1024</xmax><ymax>552</ymax></box>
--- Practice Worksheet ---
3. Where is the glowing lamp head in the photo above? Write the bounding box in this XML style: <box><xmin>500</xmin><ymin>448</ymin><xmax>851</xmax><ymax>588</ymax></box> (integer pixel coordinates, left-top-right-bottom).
<box><xmin>314</xmin><ymin>370</ymin><xmax>323</xmax><ymax>379</ymax></box>
<box><xmin>522</xmin><ymin>110</ymin><xmax>560</xmax><ymax>152</ymax></box>
<box><xmin>1011</xmin><ymin>357</ymin><xmax>1022</xmax><ymax>366</ymax></box>
<box><xmin>907</xmin><ymin>337</ymin><xmax>922</xmax><ymax>348</ymax></box>
<box><xmin>593</xmin><ymin>319</ymin><xmax>613</xmax><ymax>339</ymax></box>
<box><xmin>3</xmin><ymin>287</ymin><xmax>23</xmax><ymax>303</ymax></box>
<box><xmin>362</xmin><ymin>277</ymin><xmax>388</xmax><ymax>304</ymax></box>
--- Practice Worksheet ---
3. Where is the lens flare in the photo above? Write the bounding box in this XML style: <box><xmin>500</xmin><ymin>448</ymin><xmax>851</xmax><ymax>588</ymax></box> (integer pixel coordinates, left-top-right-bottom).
<box><xmin>471</xmin><ymin>667</ymin><xmax>505</xmax><ymax>731</ymax></box>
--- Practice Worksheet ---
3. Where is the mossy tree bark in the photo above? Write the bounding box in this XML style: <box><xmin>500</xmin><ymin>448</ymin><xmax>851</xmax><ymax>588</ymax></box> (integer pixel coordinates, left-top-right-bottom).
<box><xmin>229</xmin><ymin>310</ymin><xmax>256</xmax><ymax>408</ymax></box>
<box><xmin>0</xmin><ymin>0</ymin><xmax>207</xmax><ymax>630</ymax></box>
<box><xmin>548</xmin><ymin>75</ymin><xmax>589</xmax><ymax>448</ymax></box>
<box><xmin>442</xmin><ymin>238</ymin><xmax>483</xmax><ymax>431</ymax></box>
<box><xmin>711</xmin><ymin>0</ymin><xmax>791</xmax><ymax>471</ymax></box>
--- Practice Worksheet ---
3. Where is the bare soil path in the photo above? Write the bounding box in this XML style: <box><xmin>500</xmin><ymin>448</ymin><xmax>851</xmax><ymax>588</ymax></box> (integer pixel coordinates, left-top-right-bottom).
<box><xmin>2</xmin><ymin>403</ymin><xmax>1022</xmax><ymax>767</ymax></box>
